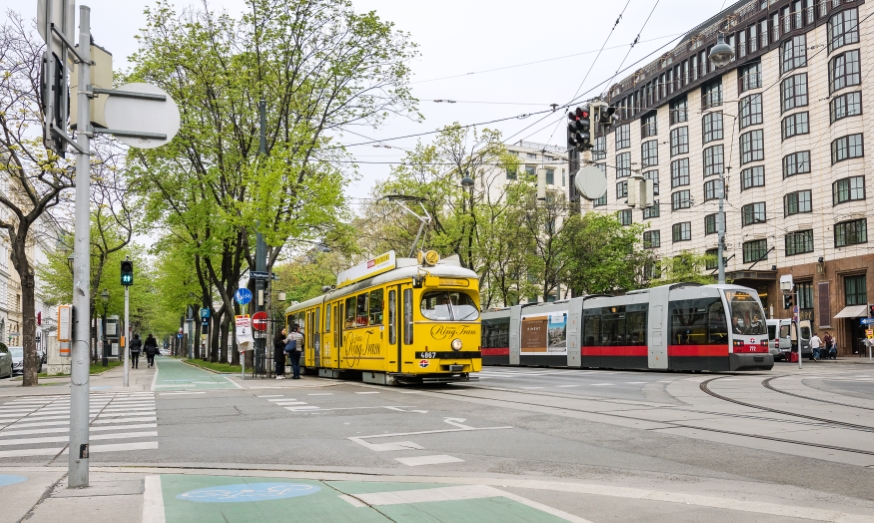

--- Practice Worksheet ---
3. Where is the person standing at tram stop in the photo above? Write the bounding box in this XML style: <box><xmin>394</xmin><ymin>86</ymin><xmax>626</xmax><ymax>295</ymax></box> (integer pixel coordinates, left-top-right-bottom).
<box><xmin>285</xmin><ymin>326</ymin><xmax>304</xmax><ymax>380</ymax></box>
<box><xmin>129</xmin><ymin>334</ymin><xmax>142</xmax><ymax>369</ymax></box>
<box><xmin>823</xmin><ymin>331</ymin><xmax>835</xmax><ymax>360</ymax></box>
<box><xmin>144</xmin><ymin>334</ymin><xmax>159</xmax><ymax>368</ymax></box>
<box><xmin>273</xmin><ymin>328</ymin><xmax>287</xmax><ymax>380</ymax></box>
<box><xmin>810</xmin><ymin>332</ymin><xmax>823</xmax><ymax>361</ymax></box>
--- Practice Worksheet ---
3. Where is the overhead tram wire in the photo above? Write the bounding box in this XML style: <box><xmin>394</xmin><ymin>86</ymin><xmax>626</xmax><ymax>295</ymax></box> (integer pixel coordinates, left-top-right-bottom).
<box><xmin>602</xmin><ymin>0</ymin><xmax>662</xmax><ymax>98</ymax></box>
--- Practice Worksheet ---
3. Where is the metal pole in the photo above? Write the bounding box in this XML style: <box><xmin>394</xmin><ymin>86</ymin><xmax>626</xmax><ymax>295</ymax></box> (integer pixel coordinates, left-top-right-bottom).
<box><xmin>123</xmin><ymin>284</ymin><xmax>129</xmax><ymax>387</ymax></box>
<box><xmin>717</xmin><ymin>172</ymin><xmax>726</xmax><ymax>285</ymax></box>
<box><xmin>796</xmin><ymin>289</ymin><xmax>802</xmax><ymax>370</ymax></box>
<box><xmin>254</xmin><ymin>99</ymin><xmax>268</xmax><ymax>375</ymax></box>
<box><xmin>68</xmin><ymin>5</ymin><xmax>91</xmax><ymax>489</ymax></box>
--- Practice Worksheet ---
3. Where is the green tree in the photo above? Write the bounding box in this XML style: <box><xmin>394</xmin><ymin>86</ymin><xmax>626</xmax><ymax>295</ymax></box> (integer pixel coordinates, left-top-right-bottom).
<box><xmin>649</xmin><ymin>251</ymin><xmax>717</xmax><ymax>286</ymax></box>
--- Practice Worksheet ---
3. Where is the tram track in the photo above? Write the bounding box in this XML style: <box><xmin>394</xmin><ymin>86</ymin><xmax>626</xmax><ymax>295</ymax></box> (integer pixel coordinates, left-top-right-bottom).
<box><xmin>762</xmin><ymin>376</ymin><xmax>874</xmax><ymax>412</ymax></box>
<box><xmin>431</xmin><ymin>382</ymin><xmax>874</xmax><ymax>458</ymax></box>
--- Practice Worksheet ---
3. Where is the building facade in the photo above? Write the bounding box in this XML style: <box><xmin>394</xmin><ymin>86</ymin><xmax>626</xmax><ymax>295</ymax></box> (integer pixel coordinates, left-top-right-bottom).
<box><xmin>582</xmin><ymin>0</ymin><xmax>871</xmax><ymax>354</ymax></box>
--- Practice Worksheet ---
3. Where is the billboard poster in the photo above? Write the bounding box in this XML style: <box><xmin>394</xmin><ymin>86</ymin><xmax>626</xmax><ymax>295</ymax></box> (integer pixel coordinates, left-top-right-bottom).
<box><xmin>520</xmin><ymin>311</ymin><xmax>568</xmax><ymax>356</ymax></box>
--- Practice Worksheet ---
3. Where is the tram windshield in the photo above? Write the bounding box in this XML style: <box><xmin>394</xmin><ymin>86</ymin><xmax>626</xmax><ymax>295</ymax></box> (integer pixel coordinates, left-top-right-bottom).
<box><xmin>420</xmin><ymin>292</ymin><xmax>479</xmax><ymax>321</ymax></box>
<box><xmin>724</xmin><ymin>290</ymin><xmax>767</xmax><ymax>336</ymax></box>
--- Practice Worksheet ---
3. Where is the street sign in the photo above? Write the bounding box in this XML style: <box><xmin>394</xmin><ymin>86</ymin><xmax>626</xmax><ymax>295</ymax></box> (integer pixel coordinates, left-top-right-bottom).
<box><xmin>867</xmin><ymin>329</ymin><xmax>873</xmax><ymax>340</ymax></box>
<box><xmin>200</xmin><ymin>308</ymin><xmax>210</xmax><ymax>319</ymax></box>
<box><xmin>103</xmin><ymin>83</ymin><xmax>181</xmax><ymax>149</ymax></box>
<box><xmin>250</xmin><ymin>270</ymin><xmax>270</xmax><ymax>280</ymax></box>
<box><xmin>234</xmin><ymin>288</ymin><xmax>252</xmax><ymax>305</ymax></box>
<box><xmin>574</xmin><ymin>166</ymin><xmax>607</xmax><ymax>201</ymax></box>
<box><xmin>176</xmin><ymin>333</ymin><xmax>182</xmax><ymax>339</ymax></box>
<box><xmin>793</xmin><ymin>306</ymin><xmax>799</xmax><ymax>313</ymax></box>
<box><xmin>861</xmin><ymin>318</ymin><xmax>874</xmax><ymax>325</ymax></box>
<box><xmin>235</xmin><ymin>315</ymin><xmax>253</xmax><ymax>348</ymax></box>
<box><xmin>251</xmin><ymin>311</ymin><xmax>268</xmax><ymax>332</ymax></box>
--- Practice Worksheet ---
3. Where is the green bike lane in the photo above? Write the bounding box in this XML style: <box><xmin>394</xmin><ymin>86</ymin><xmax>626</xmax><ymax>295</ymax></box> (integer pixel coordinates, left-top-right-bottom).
<box><xmin>148</xmin><ymin>474</ymin><xmax>587</xmax><ymax>523</ymax></box>
<box><xmin>152</xmin><ymin>358</ymin><xmax>241</xmax><ymax>391</ymax></box>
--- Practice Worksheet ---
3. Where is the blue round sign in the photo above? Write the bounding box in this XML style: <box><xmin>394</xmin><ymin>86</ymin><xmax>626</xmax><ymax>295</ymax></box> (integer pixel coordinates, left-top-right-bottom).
<box><xmin>176</xmin><ymin>483</ymin><xmax>320</xmax><ymax>503</ymax></box>
<box><xmin>234</xmin><ymin>288</ymin><xmax>253</xmax><ymax>305</ymax></box>
<box><xmin>0</xmin><ymin>475</ymin><xmax>28</xmax><ymax>487</ymax></box>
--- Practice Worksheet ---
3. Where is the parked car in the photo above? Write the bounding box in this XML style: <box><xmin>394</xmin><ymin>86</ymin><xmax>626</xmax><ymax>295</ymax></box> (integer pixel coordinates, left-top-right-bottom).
<box><xmin>9</xmin><ymin>346</ymin><xmax>43</xmax><ymax>375</ymax></box>
<box><xmin>159</xmin><ymin>348</ymin><xmax>171</xmax><ymax>356</ymax></box>
<box><xmin>766</xmin><ymin>319</ymin><xmax>790</xmax><ymax>361</ymax></box>
<box><xmin>0</xmin><ymin>343</ymin><xmax>13</xmax><ymax>378</ymax></box>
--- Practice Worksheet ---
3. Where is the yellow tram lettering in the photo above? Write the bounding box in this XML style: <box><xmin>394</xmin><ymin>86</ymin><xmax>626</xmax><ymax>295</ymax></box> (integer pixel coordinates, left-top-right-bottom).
<box><xmin>438</xmin><ymin>278</ymin><xmax>469</xmax><ymax>287</ymax></box>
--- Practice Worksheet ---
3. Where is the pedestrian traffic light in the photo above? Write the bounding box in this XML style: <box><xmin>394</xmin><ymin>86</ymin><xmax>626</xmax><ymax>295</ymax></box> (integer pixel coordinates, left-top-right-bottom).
<box><xmin>120</xmin><ymin>260</ymin><xmax>134</xmax><ymax>286</ymax></box>
<box><xmin>567</xmin><ymin>106</ymin><xmax>591</xmax><ymax>150</ymax></box>
<box><xmin>783</xmin><ymin>294</ymin><xmax>793</xmax><ymax>310</ymax></box>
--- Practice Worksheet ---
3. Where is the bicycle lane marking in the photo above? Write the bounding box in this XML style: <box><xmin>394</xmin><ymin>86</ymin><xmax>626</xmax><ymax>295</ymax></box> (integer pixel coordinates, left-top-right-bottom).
<box><xmin>152</xmin><ymin>359</ymin><xmax>237</xmax><ymax>391</ymax></box>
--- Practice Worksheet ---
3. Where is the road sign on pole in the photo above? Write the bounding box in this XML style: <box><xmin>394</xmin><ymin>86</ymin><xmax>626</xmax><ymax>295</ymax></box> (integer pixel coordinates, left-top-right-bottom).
<box><xmin>234</xmin><ymin>288</ymin><xmax>253</xmax><ymax>305</ymax></box>
<box><xmin>252</xmin><ymin>311</ymin><xmax>268</xmax><ymax>332</ymax></box>
<box><xmin>200</xmin><ymin>308</ymin><xmax>210</xmax><ymax>319</ymax></box>
<box><xmin>102</xmin><ymin>83</ymin><xmax>181</xmax><ymax>148</ymax></box>
<box><xmin>861</xmin><ymin>318</ymin><xmax>874</xmax><ymax>325</ymax></box>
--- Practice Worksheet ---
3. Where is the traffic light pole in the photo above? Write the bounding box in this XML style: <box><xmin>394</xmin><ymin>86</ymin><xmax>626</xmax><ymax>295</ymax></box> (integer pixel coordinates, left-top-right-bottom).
<box><xmin>123</xmin><ymin>283</ymin><xmax>129</xmax><ymax>387</ymax></box>
<box><xmin>69</xmin><ymin>6</ymin><xmax>92</xmax><ymax>489</ymax></box>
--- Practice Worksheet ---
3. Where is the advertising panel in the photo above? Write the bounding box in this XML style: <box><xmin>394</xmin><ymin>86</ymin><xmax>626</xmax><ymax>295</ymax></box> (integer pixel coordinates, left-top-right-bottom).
<box><xmin>520</xmin><ymin>310</ymin><xmax>568</xmax><ymax>356</ymax></box>
<box><xmin>337</xmin><ymin>251</ymin><xmax>397</xmax><ymax>288</ymax></box>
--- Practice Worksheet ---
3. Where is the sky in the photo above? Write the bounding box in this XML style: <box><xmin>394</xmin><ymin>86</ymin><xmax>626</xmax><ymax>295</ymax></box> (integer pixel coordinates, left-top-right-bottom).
<box><xmin>5</xmin><ymin>0</ymin><xmax>731</xmax><ymax>212</ymax></box>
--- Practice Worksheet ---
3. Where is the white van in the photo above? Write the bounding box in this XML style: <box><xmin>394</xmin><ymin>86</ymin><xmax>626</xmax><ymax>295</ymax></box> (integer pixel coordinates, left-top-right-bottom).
<box><xmin>766</xmin><ymin>318</ymin><xmax>811</xmax><ymax>360</ymax></box>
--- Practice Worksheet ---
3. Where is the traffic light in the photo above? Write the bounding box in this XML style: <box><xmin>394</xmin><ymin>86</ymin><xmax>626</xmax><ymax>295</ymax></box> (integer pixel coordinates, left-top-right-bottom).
<box><xmin>120</xmin><ymin>260</ymin><xmax>134</xmax><ymax>286</ymax></box>
<box><xmin>783</xmin><ymin>294</ymin><xmax>793</xmax><ymax>310</ymax></box>
<box><xmin>567</xmin><ymin>106</ymin><xmax>591</xmax><ymax>150</ymax></box>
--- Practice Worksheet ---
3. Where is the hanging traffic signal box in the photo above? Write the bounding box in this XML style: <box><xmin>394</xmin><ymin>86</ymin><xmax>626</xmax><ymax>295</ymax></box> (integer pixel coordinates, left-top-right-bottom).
<box><xmin>783</xmin><ymin>294</ymin><xmax>793</xmax><ymax>310</ymax></box>
<box><xmin>120</xmin><ymin>260</ymin><xmax>134</xmax><ymax>286</ymax></box>
<box><xmin>567</xmin><ymin>106</ymin><xmax>591</xmax><ymax>151</ymax></box>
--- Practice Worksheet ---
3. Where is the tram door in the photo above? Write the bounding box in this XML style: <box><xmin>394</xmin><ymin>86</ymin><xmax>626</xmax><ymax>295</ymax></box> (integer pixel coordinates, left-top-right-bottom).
<box><xmin>647</xmin><ymin>287</ymin><xmax>669</xmax><ymax>369</ymax></box>
<box><xmin>313</xmin><ymin>308</ymin><xmax>321</xmax><ymax>368</ymax></box>
<box><xmin>388</xmin><ymin>286</ymin><xmax>401</xmax><ymax>373</ymax></box>
<box><xmin>401</xmin><ymin>285</ymin><xmax>414</xmax><ymax>372</ymax></box>
<box><xmin>509</xmin><ymin>306</ymin><xmax>521</xmax><ymax>365</ymax></box>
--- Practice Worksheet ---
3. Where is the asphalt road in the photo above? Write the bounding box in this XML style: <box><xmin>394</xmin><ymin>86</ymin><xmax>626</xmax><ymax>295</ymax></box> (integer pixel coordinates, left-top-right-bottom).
<box><xmin>2</xmin><ymin>359</ymin><xmax>874</xmax><ymax>522</ymax></box>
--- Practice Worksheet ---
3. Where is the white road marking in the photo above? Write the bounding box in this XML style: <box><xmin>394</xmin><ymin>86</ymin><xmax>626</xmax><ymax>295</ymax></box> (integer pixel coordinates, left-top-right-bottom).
<box><xmin>142</xmin><ymin>476</ymin><xmax>166</xmax><ymax>523</ymax></box>
<box><xmin>308</xmin><ymin>393</ymin><xmax>334</xmax><ymax>396</ymax></box>
<box><xmin>274</xmin><ymin>401</ymin><xmax>308</xmax><ymax>406</ymax></box>
<box><xmin>395</xmin><ymin>454</ymin><xmax>464</xmax><ymax>466</ymax></box>
<box><xmin>223</xmin><ymin>377</ymin><xmax>244</xmax><ymax>389</ymax></box>
<box><xmin>268</xmin><ymin>398</ymin><xmax>296</xmax><ymax>402</ymax></box>
<box><xmin>521</xmin><ymin>387</ymin><xmax>544</xmax><ymax>389</ymax></box>
<box><xmin>285</xmin><ymin>406</ymin><xmax>320</xmax><ymax>411</ymax></box>
<box><xmin>349</xmin><ymin>438</ymin><xmax>424</xmax><ymax>452</ymax></box>
<box><xmin>0</xmin><ymin>431</ymin><xmax>157</xmax><ymax>447</ymax></box>
<box><xmin>355</xmin><ymin>392</ymin><xmax>380</xmax><ymax>394</ymax></box>
<box><xmin>257</xmin><ymin>395</ymin><xmax>284</xmax><ymax>398</ymax></box>
<box><xmin>159</xmin><ymin>392</ymin><xmax>206</xmax><ymax>396</ymax></box>
<box><xmin>591</xmin><ymin>383</ymin><xmax>614</xmax><ymax>386</ymax></box>
<box><xmin>556</xmin><ymin>385</ymin><xmax>579</xmax><ymax>388</ymax></box>
<box><xmin>0</xmin><ymin>423</ymin><xmax>157</xmax><ymax>437</ymax></box>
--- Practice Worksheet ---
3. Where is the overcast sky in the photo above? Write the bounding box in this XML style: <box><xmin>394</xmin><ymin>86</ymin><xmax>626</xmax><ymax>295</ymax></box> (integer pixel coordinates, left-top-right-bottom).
<box><xmin>5</xmin><ymin>0</ymin><xmax>728</xmax><ymax>210</ymax></box>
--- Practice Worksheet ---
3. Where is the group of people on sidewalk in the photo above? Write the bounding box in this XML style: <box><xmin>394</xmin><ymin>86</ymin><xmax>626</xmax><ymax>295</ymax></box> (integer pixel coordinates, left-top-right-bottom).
<box><xmin>128</xmin><ymin>334</ymin><xmax>160</xmax><ymax>368</ymax></box>
<box><xmin>273</xmin><ymin>326</ymin><xmax>303</xmax><ymax>379</ymax></box>
<box><xmin>809</xmin><ymin>331</ymin><xmax>837</xmax><ymax>361</ymax></box>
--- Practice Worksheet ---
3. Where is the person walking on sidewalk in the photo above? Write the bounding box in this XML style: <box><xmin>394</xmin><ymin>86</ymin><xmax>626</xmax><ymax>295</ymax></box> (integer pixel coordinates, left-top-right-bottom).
<box><xmin>810</xmin><ymin>332</ymin><xmax>822</xmax><ymax>361</ymax></box>
<box><xmin>285</xmin><ymin>325</ymin><xmax>304</xmax><ymax>379</ymax></box>
<box><xmin>129</xmin><ymin>334</ymin><xmax>142</xmax><ymax>369</ymax></box>
<box><xmin>273</xmin><ymin>328</ymin><xmax>287</xmax><ymax>379</ymax></box>
<box><xmin>144</xmin><ymin>334</ymin><xmax>159</xmax><ymax>368</ymax></box>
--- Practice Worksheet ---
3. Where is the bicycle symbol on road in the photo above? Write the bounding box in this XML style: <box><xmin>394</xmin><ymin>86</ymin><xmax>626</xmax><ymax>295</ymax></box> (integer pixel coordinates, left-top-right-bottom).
<box><xmin>176</xmin><ymin>482</ymin><xmax>320</xmax><ymax>503</ymax></box>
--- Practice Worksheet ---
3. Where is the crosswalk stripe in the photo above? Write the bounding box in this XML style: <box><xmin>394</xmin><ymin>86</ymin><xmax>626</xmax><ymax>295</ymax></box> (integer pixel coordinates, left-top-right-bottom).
<box><xmin>0</xmin><ymin>423</ymin><xmax>157</xmax><ymax>437</ymax></box>
<box><xmin>0</xmin><ymin>431</ymin><xmax>158</xmax><ymax>446</ymax></box>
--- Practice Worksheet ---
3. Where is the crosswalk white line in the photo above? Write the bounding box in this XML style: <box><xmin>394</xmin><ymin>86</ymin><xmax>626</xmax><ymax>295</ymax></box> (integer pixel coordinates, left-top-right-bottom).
<box><xmin>0</xmin><ymin>423</ymin><xmax>157</xmax><ymax>437</ymax></box>
<box><xmin>0</xmin><ymin>431</ymin><xmax>157</xmax><ymax>447</ymax></box>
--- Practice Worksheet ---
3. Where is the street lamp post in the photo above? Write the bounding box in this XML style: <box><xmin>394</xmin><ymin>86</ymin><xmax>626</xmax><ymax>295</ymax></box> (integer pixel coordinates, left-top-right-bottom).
<box><xmin>100</xmin><ymin>289</ymin><xmax>109</xmax><ymax>367</ymax></box>
<box><xmin>708</xmin><ymin>32</ymin><xmax>735</xmax><ymax>285</ymax></box>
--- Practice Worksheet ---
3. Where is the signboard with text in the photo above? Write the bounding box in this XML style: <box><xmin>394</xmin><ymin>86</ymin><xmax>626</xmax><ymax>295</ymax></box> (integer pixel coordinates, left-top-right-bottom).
<box><xmin>520</xmin><ymin>311</ymin><xmax>568</xmax><ymax>356</ymax></box>
<box><xmin>337</xmin><ymin>251</ymin><xmax>396</xmax><ymax>288</ymax></box>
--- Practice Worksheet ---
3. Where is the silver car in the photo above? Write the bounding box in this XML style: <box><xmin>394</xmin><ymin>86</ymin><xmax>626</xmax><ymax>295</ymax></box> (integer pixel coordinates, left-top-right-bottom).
<box><xmin>0</xmin><ymin>344</ymin><xmax>12</xmax><ymax>378</ymax></box>
<box><xmin>9</xmin><ymin>346</ymin><xmax>43</xmax><ymax>375</ymax></box>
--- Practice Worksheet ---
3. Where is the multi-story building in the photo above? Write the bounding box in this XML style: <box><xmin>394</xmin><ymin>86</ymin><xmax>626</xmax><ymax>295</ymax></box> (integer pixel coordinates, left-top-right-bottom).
<box><xmin>579</xmin><ymin>0</ymin><xmax>870</xmax><ymax>354</ymax></box>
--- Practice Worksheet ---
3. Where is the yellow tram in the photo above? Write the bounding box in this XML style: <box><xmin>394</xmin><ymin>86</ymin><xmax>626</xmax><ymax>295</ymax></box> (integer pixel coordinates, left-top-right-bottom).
<box><xmin>285</xmin><ymin>250</ymin><xmax>482</xmax><ymax>385</ymax></box>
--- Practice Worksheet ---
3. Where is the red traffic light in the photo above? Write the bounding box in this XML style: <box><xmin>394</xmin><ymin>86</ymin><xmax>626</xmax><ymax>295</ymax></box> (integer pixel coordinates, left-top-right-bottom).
<box><xmin>574</xmin><ymin>107</ymin><xmax>589</xmax><ymax>119</ymax></box>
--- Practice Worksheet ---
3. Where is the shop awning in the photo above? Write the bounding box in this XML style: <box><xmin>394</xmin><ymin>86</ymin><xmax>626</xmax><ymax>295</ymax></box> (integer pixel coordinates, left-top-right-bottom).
<box><xmin>834</xmin><ymin>305</ymin><xmax>868</xmax><ymax>318</ymax></box>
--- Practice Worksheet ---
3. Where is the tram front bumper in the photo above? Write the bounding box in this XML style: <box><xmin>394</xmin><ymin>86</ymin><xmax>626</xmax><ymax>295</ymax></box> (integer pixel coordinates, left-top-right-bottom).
<box><xmin>729</xmin><ymin>352</ymin><xmax>774</xmax><ymax>371</ymax></box>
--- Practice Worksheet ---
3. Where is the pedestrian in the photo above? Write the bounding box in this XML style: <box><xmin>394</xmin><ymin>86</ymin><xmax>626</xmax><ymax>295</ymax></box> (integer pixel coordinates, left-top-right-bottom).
<box><xmin>823</xmin><ymin>331</ymin><xmax>833</xmax><ymax>355</ymax></box>
<box><xmin>285</xmin><ymin>325</ymin><xmax>304</xmax><ymax>379</ymax></box>
<box><xmin>274</xmin><ymin>328</ymin><xmax>287</xmax><ymax>380</ymax></box>
<box><xmin>810</xmin><ymin>332</ymin><xmax>822</xmax><ymax>361</ymax></box>
<box><xmin>144</xmin><ymin>334</ymin><xmax>159</xmax><ymax>368</ymax></box>
<box><xmin>830</xmin><ymin>339</ymin><xmax>838</xmax><ymax>360</ymax></box>
<box><xmin>129</xmin><ymin>334</ymin><xmax>142</xmax><ymax>369</ymax></box>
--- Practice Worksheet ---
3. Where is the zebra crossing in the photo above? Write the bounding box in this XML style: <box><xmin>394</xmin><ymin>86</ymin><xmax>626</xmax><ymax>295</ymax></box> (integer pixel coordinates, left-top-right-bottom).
<box><xmin>0</xmin><ymin>391</ymin><xmax>158</xmax><ymax>459</ymax></box>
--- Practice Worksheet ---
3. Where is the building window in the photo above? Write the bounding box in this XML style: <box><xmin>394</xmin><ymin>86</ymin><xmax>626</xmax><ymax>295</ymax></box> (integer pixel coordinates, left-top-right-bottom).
<box><xmin>703</xmin><ymin>145</ymin><xmax>724</xmax><ymax>178</ymax></box>
<box><xmin>781</xmin><ymin>74</ymin><xmax>808</xmax><ymax>112</ymax></box>
<box><xmin>593</xmin><ymin>192</ymin><xmax>607</xmax><ymax>207</ymax></box>
<box><xmin>705</xmin><ymin>248</ymin><xmax>719</xmax><ymax>270</ymax></box>
<box><xmin>703</xmin><ymin>179</ymin><xmax>721</xmax><ymax>202</ymax></box>
<box><xmin>636</xmin><ymin>171</ymin><xmax>658</xmax><ymax>198</ymax></box>
<box><xmin>641</xmin><ymin>140</ymin><xmax>658</xmax><ymax>168</ymax></box>
<box><xmin>617</xmin><ymin>209</ymin><xmax>632</xmax><ymax>226</ymax></box>
<box><xmin>702</xmin><ymin>112</ymin><xmax>723</xmax><ymax>143</ymax></box>
<box><xmin>831</xmin><ymin>134</ymin><xmax>864</xmax><ymax>164</ymax></box>
<box><xmin>615</xmin><ymin>124</ymin><xmax>630</xmax><ymax>150</ymax></box>
<box><xmin>781</xmin><ymin>112</ymin><xmax>809</xmax><ymax>140</ymax></box>
<box><xmin>830</xmin><ymin>91</ymin><xmax>862</xmax><ymax>123</ymax></box>
<box><xmin>740</xmin><ymin>165</ymin><xmax>765</xmax><ymax>190</ymax></box>
<box><xmin>705</xmin><ymin>213</ymin><xmax>717</xmax><ymax>235</ymax></box>
<box><xmin>797</xmin><ymin>281</ymin><xmax>814</xmax><ymax>310</ymax></box>
<box><xmin>828</xmin><ymin>8</ymin><xmax>859</xmax><ymax>53</ymax></box>
<box><xmin>741</xmin><ymin>202</ymin><xmax>766</xmax><ymax>226</ymax></box>
<box><xmin>641</xmin><ymin>113</ymin><xmax>657</xmax><ymax>138</ymax></box>
<box><xmin>670</xmin><ymin>96</ymin><xmax>688</xmax><ymax>125</ymax></box>
<box><xmin>830</xmin><ymin>49</ymin><xmax>860</xmax><ymax>93</ymax></box>
<box><xmin>739</xmin><ymin>61</ymin><xmax>762</xmax><ymax>93</ymax></box>
<box><xmin>527</xmin><ymin>153</ymin><xmax>537</xmax><ymax>159</ymax></box>
<box><xmin>760</xmin><ymin>18</ymin><xmax>769</xmax><ymax>47</ymax></box>
<box><xmin>617</xmin><ymin>180</ymin><xmax>628</xmax><ymax>198</ymax></box>
<box><xmin>832</xmin><ymin>175</ymin><xmax>865</xmax><ymax>206</ymax></box>
<box><xmin>784</xmin><ymin>190</ymin><xmax>812</xmax><ymax>216</ymax></box>
<box><xmin>525</xmin><ymin>166</ymin><xmax>536</xmax><ymax>177</ymax></box>
<box><xmin>740</xmin><ymin>129</ymin><xmax>764</xmax><ymax>165</ymax></box>
<box><xmin>844</xmin><ymin>273</ymin><xmax>867</xmax><ymax>305</ymax></box>
<box><xmin>742</xmin><ymin>239</ymin><xmax>768</xmax><ymax>264</ymax></box>
<box><xmin>782</xmin><ymin>151</ymin><xmax>811</xmax><ymax>178</ymax></box>
<box><xmin>643</xmin><ymin>230</ymin><xmax>660</xmax><ymax>248</ymax></box>
<box><xmin>672</xmin><ymin>222</ymin><xmax>691</xmax><ymax>242</ymax></box>
<box><xmin>836</xmin><ymin>219</ymin><xmax>867</xmax><ymax>248</ymax></box>
<box><xmin>546</xmin><ymin>169</ymin><xmax>555</xmax><ymax>185</ymax></box>
<box><xmin>670</xmin><ymin>159</ymin><xmax>690</xmax><ymax>188</ymax></box>
<box><xmin>670</xmin><ymin>127</ymin><xmax>688</xmax><ymax>157</ymax></box>
<box><xmin>593</xmin><ymin>136</ymin><xmax>607</xmax><ymax>160</ymax></box>
<box><xmin>702</xmin><ymin>79</ymin><xmax>723</xmax><ymax>109</ymax></box>
<box><xmin>739</xmin><ymin>94</ymin><xmax>763</xmax><ymax>129</ymax></box>
<box><xmin>671</xmin><ymin>190</ymin><xmax>691</xmax><ymax>211</ymax></box>
<box><xmin>785</xmin><ymin>229</ymin><xmax>814</xmax><ymax>256</ymax></box>
<box><xmin>781</xmin><ymin>34</ymin><xmax>807</xmax><ymax>74</ymax></box>
<box><xmin>615</xmin><ymin>152</ymin><xmax>631</xmax><ymax>178</ymax></box>
<box><xmin>506</xmin><ymin>167</ymin><xmax>517</xmax><ymax>180</ymax></box>
<box><xmin>643</xmin><ymin>202</ymin><xmax>660</xmax><ymax>219</ymax></box>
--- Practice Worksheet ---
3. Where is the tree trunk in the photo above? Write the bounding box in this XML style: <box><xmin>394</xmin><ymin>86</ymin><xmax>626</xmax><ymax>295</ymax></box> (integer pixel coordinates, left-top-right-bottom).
<box><xmin>19</xmin><ymin>265</ymin><xmax>38</xmax><ymax>387</ymax></box>
<box><xmin>210</xmin><ymin>313</ymin><xmax>219</xmax><ymax>362</ymax></box>
<box><xmin>220</xmin><ymin>314</ymin><xmax>229</xmax><ymax>364</ymax></box>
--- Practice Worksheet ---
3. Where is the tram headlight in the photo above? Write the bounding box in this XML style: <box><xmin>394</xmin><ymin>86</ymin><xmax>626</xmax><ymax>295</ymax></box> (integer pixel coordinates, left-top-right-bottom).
<box><xmin>451</xmin><ymin>338</ymin><xmax>463</xmax><ymax>351</ymax></box>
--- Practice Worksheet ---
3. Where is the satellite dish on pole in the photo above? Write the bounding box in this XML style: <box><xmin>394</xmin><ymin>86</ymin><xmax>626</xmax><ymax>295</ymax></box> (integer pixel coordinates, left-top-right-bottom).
<box><xmin>574</xmin><ymin>166</ymin><xmax>607</xmax><ymax>200</ymax></box>
<box><xmin>103</xmin><ymin>83</ymin><xmax>180</xmax><ymax>149</ymax></box>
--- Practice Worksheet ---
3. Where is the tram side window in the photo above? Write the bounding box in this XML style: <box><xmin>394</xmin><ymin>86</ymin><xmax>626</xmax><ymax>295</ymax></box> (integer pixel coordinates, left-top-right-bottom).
<box><xmin>369</xmin><ymin>289</ymin><xmax>384</xmax><ymax>325</ymax></box>
<box><xmin>345</xmin><ymin>297</ymin><xmax>355</xmax><ymax>328</ymax></box>
<box><xmin>670</xmin><ymin>298</ymin><xmax>726</xmax><ymax>345</ymax></box>
<box><xmin>338</xmin><ymin>304</ymin><xmax>344</xmax><ymax>347</ymax></box>
<box><xmin>709</xmin><ymin>300</ymin><xmax>728</xmax><ymax>343</ymax></box>
<box><xmin>626</xmin><ymin>311</ymin><xmax>647</xmax><ymax>345</ymax></box>
<box><xmin>388</xmin><ymin>291</ymin><xmax>396</xmax><ymax>344</ymax></box>
<box><xmin>583</xmin><ymin>314</ymin><xmax>600</xmax><ymax>346</ymax></box>
<box><xmin>356</xmin><ymin>294</ymin><xmax>369</xmax><ymax>327</ymax></box>
<box><xmin>325</xmin><ymin>304</ymin><xmax>331</xmax><ymax>333</ymax></box>
<box><xmin>482</xmin><ymin>319</ymin><xmax>510</xmax><ymax>348</ymax></box>
<box><xmin>403</xmin><ymin>289</ymin><xmax>413</xmax><ymax>344</ymax></box>
<box><xmin>600</xmin><ymin>313</ymin><xmax>626</xmax><ymax>346</ymax></box>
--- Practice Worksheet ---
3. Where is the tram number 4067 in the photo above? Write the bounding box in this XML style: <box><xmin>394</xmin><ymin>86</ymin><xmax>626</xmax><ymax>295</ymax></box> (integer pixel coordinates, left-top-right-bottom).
<box><xmin>419</xmin><ymin>352</ymin><xmax>437</xmax><ymax>359</ymax></box>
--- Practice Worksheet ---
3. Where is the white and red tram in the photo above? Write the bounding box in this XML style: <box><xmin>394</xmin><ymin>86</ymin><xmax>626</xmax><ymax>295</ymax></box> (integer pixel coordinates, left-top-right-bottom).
<box><xmin>481</xmin><ymin>283</ymin><xmax>773</xmax><ymax>372</ymax></box>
